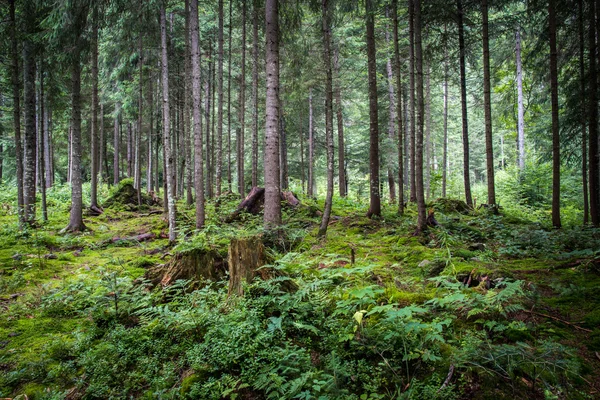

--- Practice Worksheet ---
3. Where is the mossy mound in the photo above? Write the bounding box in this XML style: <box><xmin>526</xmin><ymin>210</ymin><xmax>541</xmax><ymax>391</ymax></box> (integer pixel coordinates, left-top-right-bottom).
<box><xmin>104</xmin><ymin>179</ymin><xmax>161</xmax><ymax>209</ymax></box>
<box><xmin>430</xmin><ymin>198</ymin><xmax>471</xmax><ymax>214</ymax></box>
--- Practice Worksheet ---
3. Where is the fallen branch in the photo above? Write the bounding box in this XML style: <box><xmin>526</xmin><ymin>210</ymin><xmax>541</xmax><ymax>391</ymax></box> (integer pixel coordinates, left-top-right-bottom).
<box><xmin>438</xmin><ymin>364</ymin><xmax>455</xmax><ymax>392</ymax></box>
<box><xmin>111</xmin><ymin>233</ymin><xmax>156</xmax><ymax>243</ymax></box>
<box><xmin>523</xmin><ymin>310</ymin><xmax>592</xmax><ymax>333</ymax></box>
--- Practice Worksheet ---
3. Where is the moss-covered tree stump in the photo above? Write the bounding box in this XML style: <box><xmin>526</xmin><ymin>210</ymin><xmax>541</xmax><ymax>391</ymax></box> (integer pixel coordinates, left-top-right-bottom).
<box><xmin>146</xmin><ymin>248</ymin><xmax>227</xmax><ymax>286</ymax></box>
<box><xmin>227</xmin><ymin>237</ymin><xmax>267</xmax><ymax>296</ymax></box>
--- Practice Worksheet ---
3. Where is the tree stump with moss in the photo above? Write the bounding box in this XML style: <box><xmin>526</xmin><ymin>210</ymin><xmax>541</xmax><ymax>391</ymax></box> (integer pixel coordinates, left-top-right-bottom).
<box><xmin>227</xmin><ymin>237</ymin><xmax>267</xmax><ymax>296</ymax></box>
<box><xmin>146</xmin><ymin>248</ymin><xmax>227</xmax><ymax>286</ymax></box>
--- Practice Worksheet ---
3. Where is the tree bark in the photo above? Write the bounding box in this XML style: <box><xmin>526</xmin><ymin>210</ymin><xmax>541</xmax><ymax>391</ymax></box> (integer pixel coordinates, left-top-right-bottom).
<box><xmin>216</xmin><ymin>0</ymin><xmax>224</xmax><ymax>197</ymax></box>
<box><xmin>238</xmin><ymin>0</ymin><xmax>247</xmax><ymax>196</ymax></box>
<box><xmin>23</xmin><ymin>5</ymin><xmax>37</xmax><ymax>225</ymax></box>
<box><xmin>392</xmin><ymin>0</ymin><xmax>404</xmax><ymax>213</ymax></box>
<box><xmin>414</xmin><ymin>0</ymin><xmax>426</xmax><ymax>232</ymax></box>
<box><xmin>161</xmin><ymin>4</ymin><xmax>177</xmax><ymax>242</ymax></box>
<box><xmin>318</xmin><ymin>0</ymin><xmax>334</xmax><ymax>237</ymax></box>
<box><xmin>191</xmin><ymin>0</ymin><xmax>205</xmax><ymax>228</ymax></box>
<box><xmin>113</xmin><ymin>107</ymin><xmax>120</xmax><ymax>185</ymax></box>
<box><xmin>205</xmin><ymin>45</ymin><xmax>213</xmax><ymax>199</ymax></box>
<box><xmin>184</xmin><ymin>0</ymin><xmax>193</xmax><ymax>205</ymax></box>
<box><xmin>308</xmin><ymin>88</ymin><xmax>315</xmax><ymax>197</ymax></box>
<box><xmin>264</xmin><ymin>0</ymin><xmax>282</xmax><ymax>228</ymax></box>
<box><xmin>38</xmin><ymin>56</ymin><xmax>47</xmax><ymax>222</ymax></box>
<box><xmin>279</xmin><ymin>102</ymin><xmax>288</xmax><ymax>189</ymax></box>
<box><xmin>45</xmin><ymin>96</ymin><xmax>52</xmax><ymax>189</ymax></box>
<box><xmin>424</xmin><ymin>62</ymin><xmax>431</xmax><ymax>201</ymax></box>
<box><xmin>228</xmin><ymin>0</ymin><xmax>234</xmax><ymax>190</ymax></box>
<box><xmin>408</xmin><ymin>0</ymin><xmax>416</xmax><ymax>203</ymax></box>
<box><xmin>457</xmin><ymin>0</ymin><xmax>473</xmax><ymax>207</ymax></box>
<box><xmin>482</xmin><ymin>0</ymin><xmax>496</xmax><ymax>206</ymax></box>
<box><xmin>90</xmin><ymin>6</ymin><xmax>100</xmax><ymax>211</ymax></box>
<box><xmin>578</xmin><ymin>0</ymin><xmax>589</xmax><ymax>224</ymax></box>
<box><xmin>385</xmin><ymin>9</ymin><xmax>396</xmax><ymax>204</ymax></box>
<box><xmin>334</xmin><ymin>46</ymin><xmax>346</xmax><ymax>197</ymax></box>
<box><xmin>136</xmin><ymin>27</ymin><xmax>143</xmax><ymax>207</ymax></box>
<box><xmin>588</xmin><ymin>0</ymin><xmax>599</xmax><ymax>226</ymax></box>
<box><xmin>549</xmin><ymin>0</ymin><xmax>561</xmax><ymax>228</ymax></box>
<box><xmin>516</xmin><ymin>26</ymin><xmax>525</xmax><ymax>171</ymax></box>
<box><xmin>252</xmin><ymin>0</ymin><xmax>260</xmax><ymax>188</ymax></box>
<box><xmin>442</xmin><ymin>41</ymin><xmax>448</xmax><ymax>198</ymax></box>
<box><xmin>365</xmin><ymin>0</ymin><xmax>381</xmax><ymax>218</ymax></box>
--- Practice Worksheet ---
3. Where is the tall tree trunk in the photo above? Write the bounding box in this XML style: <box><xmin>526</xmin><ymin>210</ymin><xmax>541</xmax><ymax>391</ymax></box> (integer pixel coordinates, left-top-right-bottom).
<box><xmin>100</xmin><ymin>103</ymin><xmax>105</xmax><ymax>184</ymax></box>
<box><xmin>588</xmin><ymin>0</ymin><xmax>599</xmax><ymax>226</ymax></box>
<box><xmin>392</xmin><ymin>0</ymin><xmax>404</xmax><ymax>213</ymax></box>
<box><xmin>385</xmin><ymin>9</ymin><xmax>396</xmax><ymax>204</ymax></box>
<box><xmin>424</xmin><ymin>62</ymin><xmax>431</xmax><ymax>200</ymax></box>
<box><xmin>252</xmin><ymin>0</ymin><xmax>260</xmax><ymax>188</ymax></box>
<box><xmin>457</xmin><ymin>0</ymin><xmax>473</xmax><ymax>207</ymax></box>
<box><xmin>211</xmin><ymin>53</ymin><xmax>216</xmax><ymax>196</ymax></box>
<box><xmin>408</xmin><ymin>0</ymin><xmax>416</xmax><ymax>203</ymax></box>
<box><xmin>191</xmin><ymin>0</ymin><xmax>205</xmax><ymax>228</ymax></box>
<box><xmin>127</xmin><ymin>122</ymin><xmax>133</xmax><ymax>178</ymax></box>
<box><xmin>216</xmin><ymin>0</ymin><xmax>224</xmax><ymax>197</ymax></box>
<box><xmin>482</xmin><ymin>0</ymin><xmax>496</xmax><ymax>205</ymax></box>
<box><xmin>365</xmin><ymin>0</ymin><xmax>381</xmax><ymax>218</ymax></box>
<box><xmin>65</xmin><ymin>26</ymin><xmax>86</xmax><ymax>232</ymax></box>
<box><xmin>23</xmin><ymin>11</ymin><xmax>37</xmax><ymax>226</ymax></box>
<box><xmin>549</xmin><ymin>0</ymin><xmax>561</xmax><ymax>228</ymax></box>
<box><xmin>238</xmin><ymin>0</ymin><xmax>247</xmax><ymax>196</ymax></box>
<box><xmin>45</xmin><ymin>98</ymin><xmax>52</xmax><ymax>189</ymax></box>
<box><xmin>10</xmin><ymin>0</ymin><xmax>25</xmax><ymax>225</ymax></box>
<box><xmin>136</xmin><ymin>28</ymin><xmax>143</xmax><ymax>207</ymax></box>
<box><xmin>300</xmin><ymin>110</ymin><xmax>306</xmax><ymax>194</ymax></box>
<box><xmin>516</xmin><ymin>26</ymin><xmax>525</xmax><ymax>171</ymax></box>
<box><xmin>38</xmin><ymin>56</ymin><xmax>47</xmax><ymax>222</ymax></box>
<box><xmin>113</xmin><ymin>108</ymin><xmax>120</xmax><ymax>185</ymax></box>
<box><xmin>442</xmin><ymin>26</ymin><xmax>448</xmax><ymax>198</ymax></box>
<box><xmin>318</xmin><ymin>0</ymin><xmax>334</xmax><ymax>237</ymax></box>
<box><xmin>414</xmin><ymin>0</ymin><xmax>426</xmax><ymax>232</ymax></box>
<box><xmin>308</xmin><ymin>88</ymin><xmax>315</xmax><ymax>197</ymax></box>
<box><xmin>228</xmin><ymin>0</ymin><xmax>234</xmax><ymax>190</ymax></box>
<box><xmin>264</xmin><ymin>0</ymin><xmax>281</xmax><ymax>228</ymax></box>
<box><xmin>161</xmin><ymin>4</ymin><xmax>177</xmax><ymax>242</ymax></box>
<box><xmin>578</xmin><ymin>0</ymin><xmax>589</xmax><ymax>224</ymax></box>
<box><xmin>334</xmin><ymin>46</ymin><xmax>347</xmax><ymax>197</ymax></box>
<box><xmin>279</xmin><ymin>101</ymin><xmax>288</xmax><ymax>189</ymax></box>
<box><xmin>67</xmin><ymin>126</ymin><xmax>72</xmax><ymax>184</ymax></box>
<box><xmin>205</xmin><ymin>46</ymin><xmax>213</xmax><ymax>199</ymax></box>
<box><xmin>184</xmin><ymin>0</ymin><xmax>193</xmax><ymax>205</ymax></box>
<box><xmin>90</xmin><ymin>7</ymin><xmax>100</xmax><ymax>211</ymax></box>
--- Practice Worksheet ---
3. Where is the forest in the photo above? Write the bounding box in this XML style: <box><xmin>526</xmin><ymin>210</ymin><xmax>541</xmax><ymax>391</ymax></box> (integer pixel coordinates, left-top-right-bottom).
<box><xmin>1</xmin><ymin>0</ymin><xmax>600</xmax><ymax>398</ymax></box>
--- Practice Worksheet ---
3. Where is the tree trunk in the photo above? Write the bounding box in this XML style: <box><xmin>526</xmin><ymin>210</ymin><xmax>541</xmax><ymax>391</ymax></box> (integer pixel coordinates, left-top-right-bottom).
<box><xmin>300</xmin><ymin>110</ymin><xmax>306</xmax><ymax>194</ymax></box>
<box><xmin>588</xmin><ymin>0</ymin><xmax>599</xmax><ymax>226</ymax></box>
<box><xmin>318</xmin><ymin>0</ymin><xmax>334</xmax><ymax>237</ymax></box>
<box><xmin>549</xmin><ymin>0</ymin><xmax>561</xmax><ymax>228</ymax></box>
<box><xmin>216</xmin><ymin>0</ymin><xmax>224</xmax><ymax>197</ymax></box>
<box><xmin>264</xmin><ymin>0</ymin><xmax>281</xmax><ymax>228</ymax></box>
<box><xmin>10</xmin><ymin>0</ymin><xmax>25</xmax><ymax>226</ymax></box>
<box><xmin>334</xmin><ymin>46</ymin><xmax>346</xmax><ymax>197</ymax></box>
<box><xmin>45</xmin><ymin>96</ymin><xmax>52</xmax><ymax>189</ymax></box>
<box><xmin>136</xmin><ymin>28</ymin><xmax>143</xmax><ymax>207</ymax></box>
<box><xmin>516</xmin><ymin>26</ymin><xmax>525</xmax><ymax>171</ymax></box>
<box><xmin>442</xmin><ymin>24</ymin><xmax>448</xmax><ymax>198</ymax></box>
<box><xmin>392</xmin><ymin>0</ymin><xmax>404</xmax><ymax>213</ymax></box>
<box><xmin>414</xmin><ymin>0</ymin><xmax>426</xmax><ymax>232</ymax></box>
<box><xmin>279</xmin><ymin>102</ymin><xmax>289</xmax><ymax>189</ymax></box>
<box><xmin>23</xmin><ymin>13</ymin><xmax>37</xmax><ymax>226</ymax></box>
<box><xmin>408</xmin><ymin>0</ymin><xmax>416</xmax><ymax>203</ymax></box>
<box><xmin>205</xmin><ymin>46</ymin><xmax>213</xmax><ymax>199</ymax></box>
<box><xmin>191</xmin><ymin>0</ymin><xmax>205</xmax><ymax>228</ymax></box>
<box><xmin>457</xmin><ymin>0</ymin><xmax>473</xmax><ymax>208</ymax></box>
<box><xmin>238</xmin><ymin>0</ymin><xmax>247</xmax><ymax>196</ymax></box>
<box><xmin>228</xmin><ymin>0</ymin><xmax>234</xmax><ymax>190</ymax></box>
<box><xmin>365</xmin><ymin>0</ymin><xmax>381</xmax><ymax>218</ymax></box>
<box><xmin>482</xmin><ymin>0</ymin><xmax>496</xmax><ymax>206</ymax></box>
<box><xmin>100</xmin><ymin>103</ymin><xmax>105</xmax><ymax>185</ymax></box>
<box><xmin>113</xmin><ymin>107</ymin><xmax>120</xmax><ymax>185</ymax></box>
<box><xmin>252</xmin><ymin>0</ymin><xmax>260</xmax><ymax>188</ymax></box>
<box><xmin>90</xmin><ymin>7</ymin><xmax>100</xmax><ymax>211</ymax></box>
<box><xmin>184</xmin><ymin>0</ymin><xmax>193</xmax><ymax>205</ymax></box>
<box><xmin>38</xmin><ymin>57</ymin><xmax>47</xmax><ymax>222</ymax></box>
<box><xmin>308</xmin><ymin>88</ymin><xmax>315</xmax><ymax>197</ymax></box>
<box><xmin>578</xmin><ymin>0</ymin><xmax>589</xmax><ymax>224</ymax></box>
<box><xmin>147</xmin><ymin>77</ymin><xmax>153</xmax><ymax>194</ymax></box>
<box><xmin>424</xmin><ymin>62</ymin><xmax>431</xmax><ymax>201</ymax></box>
<box><xmin>161</xmin><ymin>4</ymin><xmax>177</xmax><ymax>242</ymax></box>
<box><xmin>385</xmin><ymin>9</ymin><xmax>396</xmax><ymax>204</ymax></box>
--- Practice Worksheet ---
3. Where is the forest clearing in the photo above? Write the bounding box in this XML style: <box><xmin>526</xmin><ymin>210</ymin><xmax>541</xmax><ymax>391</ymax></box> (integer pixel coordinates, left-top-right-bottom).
<box><xmin>2</xmin><ymin>0</ymin><xmax>600</xmax><ymax>398</ymax></box>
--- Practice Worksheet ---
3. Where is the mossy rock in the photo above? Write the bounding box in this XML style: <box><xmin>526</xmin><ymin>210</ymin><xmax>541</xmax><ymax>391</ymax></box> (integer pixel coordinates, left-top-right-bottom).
<box><xmin>104</xmin><ymin>179</ymin><xmax>160</xmax><ymax>209</ymax></box>
<box><xmin>430</xmin><ymin>198</ymin><xmax>471</xmax><ymax>214</ymax></box>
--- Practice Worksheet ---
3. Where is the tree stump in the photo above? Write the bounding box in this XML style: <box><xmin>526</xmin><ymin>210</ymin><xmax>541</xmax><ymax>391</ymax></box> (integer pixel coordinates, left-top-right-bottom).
<box><xmin>146</xmin><ymin>248</ymin><xmax>227</xmax><ymax>286</ymax></box>
<box><xmin>227</xmin><ymin>237</ymin><xmax>267</xmax><ymax>296</ymax></box>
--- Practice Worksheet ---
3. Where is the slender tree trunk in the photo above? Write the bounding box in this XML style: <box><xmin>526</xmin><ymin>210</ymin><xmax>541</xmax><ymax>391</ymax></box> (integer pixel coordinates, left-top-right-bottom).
<box><xmin>184</xmin><ymin>0</ymin><xmax>193</xmax><ymax>204</ymax></box>
<box><xmin>228</xmin><ymin>0</ymin><xmax>234</xmax><ymax>190</ymax></box>
<box><xmin>113</xmin><ymin>107</ymin><xmax>120</xmax><ymax>185</ymax></box>
<box><xmin>211</xmin><ymin>54</ymin><xmax>216</xmax><ymax>196</ymax></box>
<box><xmin>264</xmin><ymin>0</ymin><xmax>281</xmax><ymax>228</ymax></box>
<box><xmin>334</xmin><ymin>46</ymin><xmax>346</xmax><ymax>197</ymax></box>
<box><xmin>579</xmin><ymin>0</ymin><xmax>589</xmax><ymax>224</ymax></box>
<box><xmin>457</xmin><ymin>0</ymin><xmax>473</xmax><ymax>207</ymax></box>
<box><xmin>308</xmin><ymin>88</ymin><xmax>315</xmax><ymax>197</ymax></box>
<box><xmin>136</xmin><ymin>28</ymin><xmax>143</xmax><ymax>206</ymax></box>
<box><xmin>392</xmin><ymin>0</ymin><xmax>404</xmax><ymax>213</ymax></box>
<box><xmin>252</xmin><ymin>0</ymin><xmax>260</xmax><ymax>188</ymax></box>
<box><xmin>279</xmin><ymin>101</ymin><xmax>288</xmax><ymax>189</ymax></box>
<box><xmin>482</xmin><ymin>0</ymin><xmax>496</xmax><ymax>205</ymax></box>
<box><xmin>191</xmin><ymin>0</ymin><xmax>205</xmax><ymax>228</ymax></box>
<box><xmin>127</xmin><ymin>121</ymin><xmax>133</xmax><ymax>178</ymax></box>
<box><xmin>10</xmin><ymin>0</ymin><xmax>24</xmax><ymax>225</ymax></box>
<box><xmin>366</xmin><ymin>0</ymin><xmax>381</xmax><ymax>218</ymax></box>
<box><xmin>588</xmin><ymin>0</ymin><xmax>599</xmax><ymax>226</ymax></box>
<box><xmin>216</xmin><ymin>0</ymin><xmax>224</xmax><ymax>197</ymax></box>
<box><xmin>414</xmin><ymin>0</ymin><xmax>426</xmax><ymax>232</ymax></box>
<box><xmin>205</xmin><ymin>46</ymin><xmax>213</xmax><ymax>199</ymax></box>
<box><xmin>300</xmin><ymin>110</ymin><xmax>306</xmax><ymax>194</ymax></box>
<box><xmin>442</xmin><ymin>25</ymin><xmax>448</xmax><ymax>198</ymax></box>
<box><xmin>238</xmin><ymin>0</ymin><xmax>247</xmax><ymax>196</ymax></box>
<box><xmin>38</xmin><ymin>57</ymin><xmax>47</xmax><ymax>222</ymax></box>
<box><xmin>161</xmin><ymin>4</ymin><xmax>177</xmax><ymax>242</ymax></box>
<box><xmin>90</xmin><ymin>7</ymin><xmax>100</xmax><ymax>211</ymax></box>
<box><xmin>100</xmin><ymin>103</ymin><xmax>105</xmax><ymax>184</ymax></box>
<box><xmin>548</xmin><ymin>0</ymin><xmax>561</xmax><ymax>228</ymax></box>
<box><xmin>318</xmin><ymin>0</ymin><xmax>334</xmax><ymax>236</ymax></box>
<box><xmin>408</xmin><ymin>0</ymin><xmax>416</xmax><ymax>203</ymax></box>
<box><xmin>67</xmin><ymin>126</ymin><xmax>72</xmax><ymax>184</ymax></box>
<box><xmin>385</xmin><ymin>10</ymin><xmax>396</xmax><ymax>204</ymax></box>
<box><xmin>424</xmin><ymin>62</ymin><xmax>431</xmax><ymax>200</ymax></box>
<box><xmin>23</xmin><ymin>13</ymin><xmax>37</xmax><ymax>226</ymax></box>
<box><xmin>516</xmin><ymin>26</ymin><xmax>525</xmax><ymax>171</ymax></box>
<box><xmin>45</xmin><ymin>98</ymin><xmax>52</xmax><ymax>189</ymax></box>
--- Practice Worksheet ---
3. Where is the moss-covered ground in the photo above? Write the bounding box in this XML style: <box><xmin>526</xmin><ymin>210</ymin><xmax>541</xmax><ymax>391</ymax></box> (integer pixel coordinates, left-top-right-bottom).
<box><xmin>1</xmin><ymin>185</ymin><xmax>599</xmax><ymax>399</ymax></box>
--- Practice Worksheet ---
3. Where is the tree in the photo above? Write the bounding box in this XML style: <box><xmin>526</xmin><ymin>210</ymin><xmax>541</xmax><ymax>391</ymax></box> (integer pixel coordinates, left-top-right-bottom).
<box><xmin>578</xmin><ymin>0</ymin><xmax>588</xmax><ymax>224</ymax></box>
<box><xmin>365</xmin><ymin>0</ymin><xmax>380</xmax><ymax>218</ymax></box>
<box><xmin>161</xmin><ymin>3</ymin><xmax>177</xmax><ymax>242</ymax></box>
<box><xmin>238</xmin><ymin>0</ymin><xmax>247</xmax><ymax>196</ymax></box>
<box><xmin>318</xmin><ymin>0</ymin><xmax>334</xmax><ymax>237</ymax></box>
<box><xmin>216</xmin><ymin>0</ymin><xmax>224</xmax><ymax>197</ymax></box>
<box><xmin>414</xmin><ymin>0</ymin><xmax>426</xmax><ymax>232</ymax></box>
<box><xmin>334</xmin><ymin>45</ymin><xmax>346</xmax><ymax>197</ymax></box>
<box><xmin>482</xmin><ymin>0</ymin><xmax>496</xmax><ymax>206</ymax></box>
<box><xmin>408</xmin><ymin>0</ymin><xmax>416</xmax><ymax>203</ymax></box>
<box><xmin>391</xmin><ymin>0</ymin><xmax>404</xmax><ymax>213</ymax></box>
<box><xmin>549</xmin><ymin>0</ymin><xmax>560</xmax><ymax>228</ymax></box>
<box><xmin>113</xmin><ymin>106</ymin><xmax>120</xmax><ymax>185</ymax></box>
<box><xmin>263</xmin><ymin>0</ymin><xmax>281</xmax><ymax>228</ymax></box>
<box><xmin>23</xmin><ymin>0</ymin><xmax>37</xmax><ymax>226</ymax></box>
<box><xmin>252</xmin><ymin>0</ymin><xmax>260</xmax><ymax>188</ymax></box>
<box><xmin>385</xmin><ymin>7</ymin><xmax>396</xmax><ymax>203</ymax></box>
<box><xmin>308</xmin><ymin>87</ymin><xmax>315</xmax><ymax>197</ymax></box>
<box><xmin>191</xmin><ymin>0</ymin><xmax>205</xmax><ymax>228</ymax></box>
<box><xmin>588</xmin><ymin>0</ymin><xmax>599</xmax><ymax>226</ymax></box>
<box><xmin>457</xmin><ymin>0</ymin><xmax>472</xmax><ymax>208</ymax></box>
<box><xmin>516</xmin><ymin>26</ymin><xmax>525</xmax><ymax>171</ymax></box>
<box><xmin>90</xmin><ymin>6</ymin><xmax>101</xmax><ymax>214</ymax></box>
<box><xmin>442</xmin><ymin>24</ymin><xmax>448</xmax><ymax>198</ymax></box>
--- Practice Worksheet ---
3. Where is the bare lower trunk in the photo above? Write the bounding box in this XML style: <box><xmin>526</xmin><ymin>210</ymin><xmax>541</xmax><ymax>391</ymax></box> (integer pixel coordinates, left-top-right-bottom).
<box><xmin>308</xmin><ymin>88</ymin><xmax>315</xmax><ymax>197</ymax></box>
<box><xmin>113</xmin><ymin>108</ymin><xmax>120</xmax><ymax>185</ymax></box>
<box><xmin>366</xmin><ymin>0</ymin><xmax>381</xmax><ymax>218</ymax></box>
<box><xmin>45</xmin><ymin>99</ymin><xmax>52</xmax><ymax>189</ymax></box>
<box><xmin>191</xmin><ymin>0</ymin><xmax>205</xmax><ymax>228</ymax></box>
<box><xmin>457</xmin><ymin>0</ymin><xmax>472</xmax><ymax>207</ymax></box>
<box><xmin>392</xmin><ymin>0</ymin><xmax>404</xmax><ymax>213</ymax></box>
<box><xmin>10</xmin><ymin>0</ymin><xmax>24</xmax><ymax>225</ymax></box>
<box><xmin>385</xmin><ymin>10</ymin><xmax>396</xmax><ymax>204</ymax></box>
<box><xmin>482</xmin><ymin>0</ymin><xmax>495</xmax><ymax>205</ymax></box>
<box><xmin>238</xmin><ymin>0</ymin><xmax>247</xmax><ymax>196</ymax></box>
<box><xmin>516</xmin><ymin>27</ymin><xmax>525</xmax><ymax>171</ymax></box>
<box><xmin>414</xmin><ymin>0</ymin><xmax>426</xmax><ymax>232</ymax></box>
<box><xmin>442</xmin><ymin>29</ymin><xmax>448</xmax><ymax>198</ymax></box>
<box><xmin>424</xmin><ymin>62</ymin><xmax>431</xmax><ymax>201</ymax></box>
<box><xmin>549</xmin><ymin>0</ymin><xmax>561</xmax><ymax>228</ymax></box>
<box><xmin>279</xmin><ymin>102</ymin><xmax>288</xmax><ymax>189</ymax></box>
<box><xmin>90</xmin><ymin>7</ymin><xmax>100</xmax><ymax>210</ymax></box>
<box><xmin>39</xmin><ymin>57</ymin><xmax>47</xmax><ymax>222</ymax></box>
<box><xmin>184</xmin><ymin>0</ymin><xmax>193</xmax><ymax>205</ymax></box>
<box><xmin>205</xmin><ymin>47</ymin><xmax>212</xmax><ymax>199</ymax></box>
<box><xmin>216</xmin><ymin>0</ymin><xmax>224</xmax><ymax>197</ymax></box>
<box><xmin>588</xmin><ymin>0</ymin><xmax>599</xmax><ymax>225</ymax></box>
<box><xmin>408</xmin><ymin>0</ymin><xmax>416</xmax><ymax>203</ymax></box>
<box><xmin>23</xmin><ymin>24</ymin><xmax>37</xmax><ymax>226</ymax></box>
<box><xmin>252</xmin><ymin>0</ymin><xmax>260</xmax><ymax>188</ymax></box>
<box><xmin>578</xmin><ymin>0</ymin><xmax>589</xmax><ymax>224</ymax></box>
<box><xmin>228</xmin><ymin>0</ymin><xmax>234</xmax><ymax>190</ymax></box>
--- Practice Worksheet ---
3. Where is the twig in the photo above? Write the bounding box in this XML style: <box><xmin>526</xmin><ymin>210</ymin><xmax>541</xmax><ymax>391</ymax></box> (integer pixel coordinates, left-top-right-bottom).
<box><xmin>438</xmin><ymin>364</ymin><xmax>455</xmax><ymax>392</ymax></box>
<box><xmin>523</xmin><ymin>310</ymin><xmax>592</xmax><ymax>333</ymax></box>
<box><xmin>595</xmin><ymin>352</ymin><xmax>600</xmax><ymax>362</ymax></box>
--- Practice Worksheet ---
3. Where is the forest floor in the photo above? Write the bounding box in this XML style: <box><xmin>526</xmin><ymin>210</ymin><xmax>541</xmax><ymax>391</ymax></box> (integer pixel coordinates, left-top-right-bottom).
<box><xmin>1</xmin><ymin>183</ymin><xmax>600</xmax><ymax>399</ymax></box>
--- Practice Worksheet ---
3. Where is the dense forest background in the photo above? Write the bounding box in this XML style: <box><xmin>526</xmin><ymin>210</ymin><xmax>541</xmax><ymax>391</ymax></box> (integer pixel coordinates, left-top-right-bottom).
<box><xmin>1</xmin><ymin>0</ymin><xmax>600</xmax><ymax>398</ymax></box>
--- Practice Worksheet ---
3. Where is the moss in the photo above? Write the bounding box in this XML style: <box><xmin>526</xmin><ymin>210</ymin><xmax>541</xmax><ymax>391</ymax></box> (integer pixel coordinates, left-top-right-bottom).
<box><xmin>180</xmin><ymin>373</ymin><xmax>203</xmax><ymax>395</ymax></box>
